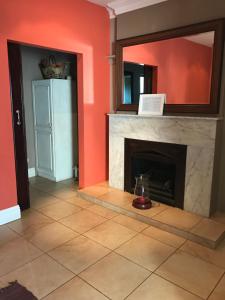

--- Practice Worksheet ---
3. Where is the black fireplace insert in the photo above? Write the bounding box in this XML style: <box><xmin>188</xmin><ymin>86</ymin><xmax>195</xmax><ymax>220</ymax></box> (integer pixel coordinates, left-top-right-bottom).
<box><xmin>124</xmin><ymin>138</ymin><xmax>187</xmax><ymax>208</ymax></box>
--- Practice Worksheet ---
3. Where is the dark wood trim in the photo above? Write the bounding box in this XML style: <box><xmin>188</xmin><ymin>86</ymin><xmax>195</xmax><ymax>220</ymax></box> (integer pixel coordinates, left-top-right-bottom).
<box><xmin>115</xmin><ymin>19</ymin><xmax>225</xmax><ymax>115</ymax></box>
<box><xmin>152</xmin><ymin>66</ymin><xmax>158</xmax><ymax>94</ymax></box>
<box><xmin>8</xmin><ymin>42</ymin><xmax>30</xmax><ymax>210</ymax></box>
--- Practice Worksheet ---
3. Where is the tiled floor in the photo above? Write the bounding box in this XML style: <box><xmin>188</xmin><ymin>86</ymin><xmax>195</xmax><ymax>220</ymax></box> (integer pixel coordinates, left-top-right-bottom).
<box><xmin>0</xmin><ymin>177</ymin><xmax>225</xmax><ymax>299</ymax></box>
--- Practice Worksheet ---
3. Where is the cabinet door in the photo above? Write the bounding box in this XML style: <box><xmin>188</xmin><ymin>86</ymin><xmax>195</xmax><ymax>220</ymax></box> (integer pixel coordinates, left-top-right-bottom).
<box><xmin>33</xmin><ymin>81</ymin><xmax>55</xmax><ymax>180</ymax></box>
<box><xmin>35</xmin><ymin>130</ymin><xmax>54</xmax><ymax>175</ymax></box>
<box><xmin>33</xmin><ymin>83</ymin><xmax>52</xmax><ymax>129</ymax></box>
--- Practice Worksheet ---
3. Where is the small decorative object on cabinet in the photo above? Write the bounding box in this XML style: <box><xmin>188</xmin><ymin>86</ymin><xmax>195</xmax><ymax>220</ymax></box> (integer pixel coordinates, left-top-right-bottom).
<box><xmin>39</xmin><ymin>55</ymin><xmax>70</xmax><ymax>79</ymax></box>
<box><xmin>32</xmin><ymin>79</ymin><xmax>75</xmax><ymax>181</ymax></box>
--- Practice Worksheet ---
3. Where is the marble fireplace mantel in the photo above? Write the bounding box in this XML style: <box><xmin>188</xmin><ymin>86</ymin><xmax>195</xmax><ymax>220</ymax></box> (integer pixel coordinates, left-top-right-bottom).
<box><xmin>108</xmin><ymin>113</ymin><xmax>222</xmax><ymax>217</ymax></box>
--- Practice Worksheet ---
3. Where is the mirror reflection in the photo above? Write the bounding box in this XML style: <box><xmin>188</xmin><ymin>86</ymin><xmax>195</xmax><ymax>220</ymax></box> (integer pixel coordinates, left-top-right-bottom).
<box><xmin>123</xmin><ymin>31</ymin><xmax>214</xmax><ymax>105</ymax></box>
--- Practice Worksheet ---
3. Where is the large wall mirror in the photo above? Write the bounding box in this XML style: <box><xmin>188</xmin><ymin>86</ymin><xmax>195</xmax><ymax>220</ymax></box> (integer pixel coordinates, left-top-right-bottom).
<box><xmin>116</xmin><ymin>19</ymin><xmax>225</xmax><ymax>114</ymax></box>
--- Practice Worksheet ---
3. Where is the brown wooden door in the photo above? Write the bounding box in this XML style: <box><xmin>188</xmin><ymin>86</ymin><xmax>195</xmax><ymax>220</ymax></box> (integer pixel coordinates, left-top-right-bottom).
<box><xmin>8</xmin><ymin>42</ymin><xmax>30</xmax><ymax>210</ymax></box>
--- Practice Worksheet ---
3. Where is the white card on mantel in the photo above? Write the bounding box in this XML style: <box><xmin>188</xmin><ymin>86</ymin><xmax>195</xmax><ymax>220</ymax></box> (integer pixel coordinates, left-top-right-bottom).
<box><xmin>138</xmin><ymin>94</ymin><xmax>166</xmax><ymax>116</ymax></box>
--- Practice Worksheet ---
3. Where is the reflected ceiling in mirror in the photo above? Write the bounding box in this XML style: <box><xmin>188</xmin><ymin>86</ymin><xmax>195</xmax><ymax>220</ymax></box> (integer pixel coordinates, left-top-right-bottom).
<box><xmin>122</xmin><ymin>31</ymin><xmax>214</xmax><ymax>105</ymax></box>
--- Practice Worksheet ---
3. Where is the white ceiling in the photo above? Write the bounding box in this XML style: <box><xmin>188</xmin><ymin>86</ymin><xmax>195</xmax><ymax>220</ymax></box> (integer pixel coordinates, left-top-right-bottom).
<box><xmin>88</xmin><ymin>0</ymin><xmax>168</xmax><ymax>17</ymax></box>
<box><xmin>88</xmin><ymin>0</ymin><xmax>214</xmax><ymax>48</ymax></box>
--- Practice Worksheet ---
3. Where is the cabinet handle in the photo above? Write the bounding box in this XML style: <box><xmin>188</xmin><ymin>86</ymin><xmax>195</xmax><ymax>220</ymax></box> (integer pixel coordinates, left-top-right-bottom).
<box><xmin>16</xmin><ymin>110</ymin><xmax>22</xmax><ymax>126</ymax></box>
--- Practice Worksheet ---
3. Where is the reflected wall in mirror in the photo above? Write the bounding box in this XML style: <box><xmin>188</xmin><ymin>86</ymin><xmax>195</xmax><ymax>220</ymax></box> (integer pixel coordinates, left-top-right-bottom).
<box><xmin>116</xmin><ymin>19</ymin><xmax>225</xmax><ymax>114</ymax></box>
<box><xmin>124</xmin><ymin>62</ymin><xmax>156</xmax><ymax>104</ymax></box>
<box><xmin>123</xmin><ymin>32</ymin><xmax>214</xmax><ymax>105</ymax></box>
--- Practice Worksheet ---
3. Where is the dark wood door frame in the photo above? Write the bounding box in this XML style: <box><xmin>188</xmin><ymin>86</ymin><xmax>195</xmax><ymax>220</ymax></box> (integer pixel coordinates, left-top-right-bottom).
<box><xmin>8</xmin><ymin>42</ymin><xmax>79</xmax><ymax>211</ymax></box>
<box><xmin>8</xmin><ymin>42</ymin><xmax>30</xmax><ymax>210</ymax></box>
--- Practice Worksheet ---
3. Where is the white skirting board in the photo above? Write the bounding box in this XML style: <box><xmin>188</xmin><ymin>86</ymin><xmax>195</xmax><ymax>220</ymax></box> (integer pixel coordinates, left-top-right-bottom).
<box><xmin>28</xmin><ymin>168</ymin><xmax>36</xmax><ymax>178</ymax></box>
<box><xmin>0</xmin><ymin>205</ymin><xmax>21</xmax><ymax>225</ymax></box>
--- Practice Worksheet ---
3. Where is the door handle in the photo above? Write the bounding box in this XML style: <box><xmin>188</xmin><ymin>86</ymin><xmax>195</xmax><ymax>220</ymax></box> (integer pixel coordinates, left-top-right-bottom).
<box><xmin>16</xmin><ymin>110</ymin><xmax>22</xmax><ymax>126</ymax></box>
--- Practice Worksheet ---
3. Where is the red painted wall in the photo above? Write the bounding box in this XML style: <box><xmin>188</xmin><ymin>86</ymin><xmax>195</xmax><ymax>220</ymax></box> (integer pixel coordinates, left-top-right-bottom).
<box><xmin>0</xmin><ymin>0</ymin><xmax>110</xmax><ymax>210</ymax></box>
<box><xmin>123</xmin><ymin>38</ymin><xmax>212</xmax><ymax>104</ymax></box>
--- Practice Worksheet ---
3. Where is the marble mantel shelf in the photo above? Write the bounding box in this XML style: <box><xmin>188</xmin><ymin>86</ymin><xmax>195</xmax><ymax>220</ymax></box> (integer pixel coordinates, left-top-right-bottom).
<box><xmin>108</xmin><ymin>113</ymin><xmax>223</xmax><ymax>121</ymax></box>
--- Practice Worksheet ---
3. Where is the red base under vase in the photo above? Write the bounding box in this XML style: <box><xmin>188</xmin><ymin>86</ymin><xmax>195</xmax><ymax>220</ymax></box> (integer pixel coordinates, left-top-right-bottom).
<box><xmin>132</xmin><ymin>196</ymin><xmax>152</xmax><ymax>210</ymax></box>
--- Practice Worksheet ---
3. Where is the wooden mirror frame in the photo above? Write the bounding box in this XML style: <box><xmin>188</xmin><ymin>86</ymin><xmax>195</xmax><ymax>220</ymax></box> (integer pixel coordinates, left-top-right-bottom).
<box><xmin>115</xmin><ymin>19</ymin><xmax>225</xmax><ymax>114</ymax></box>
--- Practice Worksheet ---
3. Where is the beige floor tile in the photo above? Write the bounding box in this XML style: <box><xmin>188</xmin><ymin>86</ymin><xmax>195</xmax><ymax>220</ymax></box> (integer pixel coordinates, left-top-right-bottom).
<box><xmin>0</xmin><ymin>237</ymin><xmax>42</xmax><ymax>277</ymax></box>
<box><xmin>191</xmin><ymin>218</ymin><xmax>225</xmax><ymax>241</ymax></box>
<box><xmin>43</xmin><ymin>277</ymin><xmax>108</xmax><ymax>300</ymax></box>
<box><xmin>49</xmin><ymin>187</ymin><xmax>78</xmax><ymax>199</ymax></box>
<box><xmin>156</xmin><ymin>250</ymin><xmax>224</xmax><ymax>299</ymax></box>
<box><xmin>37</xmin><ymin>201</ymin><xmax>81</xmax><ymax>220</ymax></box>
<box><xmin>116</xmin><ymin>233</ymin><xmax>175</xmax><ymax>271</ymax></box>
<box><xmin>30</xmin><ymin>191</ymin><xmax>61</xmax><ymax>209</ymax></box>
<box><xmin>65</xmin><ymin>196</ymin><xmax>94</xmax><ymax>208</ymax></box>
<box><xmin>152</xmin><ymin>208</ymin><xmax>202</xmax><ymax>231</ymax></box>
<box><xmin>80</xmin><ymin>252</ymin><xmax>150</xmax><ymax>300</ymax></box>
<box><xmin>27</xmin><ymin>222</ymin><xmax>78</xmax><ymax>251</ymax></box>
<box><xmin>31</xmin><ymin>181</ymin><xmax>66</xmax><ymax>193</ymax></box>
<box><xmin>112</xmin><ymin>214</ymin><xmax>149</xmax><ymax>232</ymax></box>
<box><xmin>60</xmin><ymin>178</ymin><xmax>78</xmax><ymax>187</ymax></box>
<box><xmin>29</xmin><ymin>176</ymin><xmax>48</xmax><ymax>185</ymax></box>
<box><xmin>8</xmin><ymin>210</ymin><xmax>54</xmax><ymax>236</ymax></box>
<box><xmin>87</xmin><ymin>204</ymin><xmax>118</xmax><ymax>219</ymax></box>
<box><xmin>0</xmin><ymin>225</ymin><xmax>19</xmax><ymax>246</ymax></box>
<box><xmin>59</xmin><ymin>210</ymin><xmax>107</xmax><ymax>234</ymax></box>
<box><xmin>48</xmin><ymin>235</ymin><xmax>110</xmax><ymax>274</ymax></box>
<box><xmin>0</xmin><ymin>254</ymin><xmax>74</xmax><ymax>299</ymax></box>
<box><xmin>80</xmin><ymin>185</ymin><xmax>112</xmax><ymax>197</ymax></box>
<box><xmin>29</xmin><ymin>187</ymin><xmax>48</xmax><ymax>200</ymax></box>
<box><xmin>98</xmin><ymin>190</ymin><xmax>136</xmax><ymax>207</ymax></box>
<box><xmin>211</xmin><ymin>212</ymin><xmax>225</xmax><ymax>225</ymax></box>
<box><xmin>181</xmin><ymin>239</ymin><xmax>225</xmax><ymax>269</ymax></box>
<box><xmin>127</xmin><ymin>274</ymin><xmax>201</xmax><ymax>300</ymax></box>
<box><xmin>84</xmin><ymin>220</ymin><xmax>137</xmax><ymax>250</ymax></box>
<box><xmin>142</xmin><ymin>226</ymin><xmax>186</xmax><ymax>248</ymax></box>
<box><xmin>209</xmin><ymin>274</ymin><xmax>225</xmax><ymax>300</ymax></box>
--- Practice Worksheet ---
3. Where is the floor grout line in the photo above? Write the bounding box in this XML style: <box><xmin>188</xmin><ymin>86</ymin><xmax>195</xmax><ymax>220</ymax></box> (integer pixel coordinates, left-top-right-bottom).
<box><xmin>179</xmin><ymin>241</ymin><xmax>225</xmax><ymax>270</ymax></box>
<box><xmin>206</xmin><ymin>270</ymin><xmax>225</xmax><ymax>300</ymax></box>
<box><xmin>38</xmin><ymin>276</ymin><xmax>77</xmax><ymax>300</ymax></box>
<box><xmin>152</xmin><ymin>273</ymin><xmax>205</xmax><ymax>300</ymax></box>
<box><xmin>150</xmin><ymin>240</ymin><xmax>206</xmax><ymax>300</ymax></box>
<box><xmin>0</xmin><ymin>251</ymin><xmax>45</xmax><ymax>279</ymax></box>
<box><xmin>123</xmin><ymin>272</ymin><xmax>153</xmax><ymax>300</ymax></box>
<box><xmin>151</xmin><ymin>239</ymin><xmax>225</xmax><ymax>299</ymax></box>
<box><xmin>76</xmin><ymin>275</ymin><xmax>112</xmax><ymax>300</ymax></box>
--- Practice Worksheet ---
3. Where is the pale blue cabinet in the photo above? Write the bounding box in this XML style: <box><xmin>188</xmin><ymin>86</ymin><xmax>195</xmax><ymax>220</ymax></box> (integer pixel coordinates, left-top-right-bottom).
<box><xmin>32</xmin><ymin>79</ymin><xmax>74</xmax><ymax>181</ymax></box>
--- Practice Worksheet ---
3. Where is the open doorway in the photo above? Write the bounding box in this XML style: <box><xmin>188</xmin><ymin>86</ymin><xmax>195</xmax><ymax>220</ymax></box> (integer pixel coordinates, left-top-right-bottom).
<box><xmin>8</xmin><ymin>42</ymin><xmax>79</xmax><ymax>211</ymax></box>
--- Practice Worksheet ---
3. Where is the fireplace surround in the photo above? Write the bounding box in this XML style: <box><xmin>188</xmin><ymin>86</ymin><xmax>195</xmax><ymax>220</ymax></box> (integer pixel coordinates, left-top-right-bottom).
<box><xmin>109</xmin><ymin>113</ymin><xmax>221</xmax><ymax>217</ymax></box>
<box><xmin>124</xmin><ymin>138</ymin><xmax>187</xmax><ymax>208</ymax></box>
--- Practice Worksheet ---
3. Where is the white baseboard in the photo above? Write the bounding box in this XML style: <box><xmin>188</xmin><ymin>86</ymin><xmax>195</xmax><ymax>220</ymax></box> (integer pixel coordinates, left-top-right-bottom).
<box><xmin>0</xmin><ymin>205</ymin><xmax>21</xmax><ymax>225</ymax></box>
<box><xmin>28</xmin><ymin>168</ymin><xmax>36</xmax><ymax>178</ymax></box>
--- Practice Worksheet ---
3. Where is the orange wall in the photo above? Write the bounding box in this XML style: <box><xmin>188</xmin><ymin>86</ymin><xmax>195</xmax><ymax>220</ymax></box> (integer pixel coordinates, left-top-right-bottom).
<box><xmin>0</xmin><ymin>0</ymin><xmax>110</xmax><ymax>210</ymax></box>
<box><xmin>123</xmin><ymin>38</ymin><xmax>212</xmax><ymax>104</ymax></box>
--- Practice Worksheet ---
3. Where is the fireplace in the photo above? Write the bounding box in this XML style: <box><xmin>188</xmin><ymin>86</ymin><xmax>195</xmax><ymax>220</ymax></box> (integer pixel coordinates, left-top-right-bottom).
<box><xmin>124</xmin><ymin>138</ymin><xmax>187</xmax><ymax>208</ymax></box>
<box><xmin>109</xmin><ymin>114</ymin><xmax>218</xmax><ymax>216</ymax></box>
